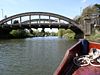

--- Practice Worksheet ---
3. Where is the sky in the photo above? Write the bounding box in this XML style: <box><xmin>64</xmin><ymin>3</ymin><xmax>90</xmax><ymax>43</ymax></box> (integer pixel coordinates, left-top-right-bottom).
<box><xmin>0</xmin><ymin>0</ymin><xmax>100</xmax><ymax>20</ymax></box>
<box><xmin>0</xmin><ymin>0</ymin><xmax>99</xmax><ymax>32</ymax></box>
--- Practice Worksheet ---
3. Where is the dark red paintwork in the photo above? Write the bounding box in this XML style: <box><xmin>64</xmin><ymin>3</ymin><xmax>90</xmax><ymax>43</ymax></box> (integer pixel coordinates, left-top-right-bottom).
<box><xmin>54</xmin><ymin>40</ymin><xmax>100</xmax><ymax>75</ymax></box>
<box><xmin>73</xmin><ymin>65</ymin><xmax>100</xmax><ymax>75</ymax></box>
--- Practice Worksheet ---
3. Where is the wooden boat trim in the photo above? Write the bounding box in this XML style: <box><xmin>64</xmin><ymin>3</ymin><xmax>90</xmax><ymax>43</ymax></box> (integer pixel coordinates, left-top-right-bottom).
<box><xmin>54</xmin><ymin>40</ymin><xmax>100</xmax><ymax>75</ymax></box>
<box><xmin>53</xmin><ymin>40</ymin><xmax>82</xmax><ymax>75</ymax></box>
<box><xmin>89</xmin><ymin>42</ymin><xmax>100</xmax><ymax>49</ymax></box>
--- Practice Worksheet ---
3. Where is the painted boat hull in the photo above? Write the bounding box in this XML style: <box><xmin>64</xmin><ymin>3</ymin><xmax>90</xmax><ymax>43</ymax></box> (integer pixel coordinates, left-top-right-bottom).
<box><xmin>54</xmin><ymin>39</ymin><xmax>100</xmax><ymax>75</ymax></box>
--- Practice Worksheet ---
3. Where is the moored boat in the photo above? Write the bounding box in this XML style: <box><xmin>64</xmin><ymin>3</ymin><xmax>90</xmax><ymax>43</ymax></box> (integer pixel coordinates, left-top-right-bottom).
<box><xmin>54</xmin><ymin>39</ymin><xmax>100</xmax><ymax>75</ymax></box>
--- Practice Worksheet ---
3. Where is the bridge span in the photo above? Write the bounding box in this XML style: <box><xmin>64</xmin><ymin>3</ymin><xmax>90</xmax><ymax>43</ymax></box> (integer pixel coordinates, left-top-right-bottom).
<box><xmin>0</xmin><ymin>12</ymin><xmax>84</xmax><ymax>38</ymax></box>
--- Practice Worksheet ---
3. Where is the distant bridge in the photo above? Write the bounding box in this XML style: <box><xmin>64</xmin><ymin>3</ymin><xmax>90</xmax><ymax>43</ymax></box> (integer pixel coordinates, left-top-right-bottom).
<box><xmin>0</xmin><ymin>12</ymin><xmax>84</xmax><ymax>38</ymax></box>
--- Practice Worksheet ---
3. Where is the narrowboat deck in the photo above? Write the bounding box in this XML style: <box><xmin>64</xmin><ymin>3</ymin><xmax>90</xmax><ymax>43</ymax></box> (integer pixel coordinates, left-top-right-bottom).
<box><xmin>73</xmin><ymin>65</ymin><xmax>100</xmax><ymax>75</ymax></box>
<box><xmin>54</xmin><ymin>39</ymin><xmax>100</xmax><ymax>75</ymax></box>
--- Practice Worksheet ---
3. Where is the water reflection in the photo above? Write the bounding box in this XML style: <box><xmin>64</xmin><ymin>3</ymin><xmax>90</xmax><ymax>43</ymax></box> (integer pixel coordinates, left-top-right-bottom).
<box><xmin>0</xmin><ymin>37</ymin><xmax>76</xmax><ymax>75</ymax></box>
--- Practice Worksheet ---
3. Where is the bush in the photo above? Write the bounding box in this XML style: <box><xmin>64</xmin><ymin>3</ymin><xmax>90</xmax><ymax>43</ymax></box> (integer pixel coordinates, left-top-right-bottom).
<box><xmin>58</xmin><ymin>29</ymin><xmax>75</xmax><ymax>40</ymax></box>
<box><xmin>10</xmin><ymin>29</ymin><xmax>28</xmax><ymax>38</ymax></box>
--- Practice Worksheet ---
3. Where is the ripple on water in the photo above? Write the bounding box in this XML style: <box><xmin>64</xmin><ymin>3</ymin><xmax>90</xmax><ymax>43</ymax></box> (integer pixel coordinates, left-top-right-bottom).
<box><xmin>0</xmin><ymin>37</ymin><xmax>76</xmax><ymax>75</ymax></box>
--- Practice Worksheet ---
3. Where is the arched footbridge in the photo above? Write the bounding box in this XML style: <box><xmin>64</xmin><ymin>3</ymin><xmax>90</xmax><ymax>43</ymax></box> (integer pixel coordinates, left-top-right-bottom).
<box><xmin>0</xmin><ymin>12</ymin><xmax>84</xmax><ymax>38</ymax></box>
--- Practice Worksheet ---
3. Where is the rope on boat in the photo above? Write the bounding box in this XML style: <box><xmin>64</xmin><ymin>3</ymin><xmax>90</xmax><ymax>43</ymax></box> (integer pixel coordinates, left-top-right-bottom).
<box><xmin>90</xmin><ymin>57</ymin><xmax>100</xmax><ymax>67</ymax></box>
<box><xmin>73</xmin><ymin>48</ymin><xmax>100</xmax><ymax>67</ymax></box>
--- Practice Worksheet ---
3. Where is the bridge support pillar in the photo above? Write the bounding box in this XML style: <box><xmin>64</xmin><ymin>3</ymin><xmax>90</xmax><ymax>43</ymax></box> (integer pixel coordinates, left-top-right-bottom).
<box><xmin>41</xmin><ymin>28</ymin><xmax>45</xmax><ymax>36</ymax></box>
<box><xmin>29</xmin><ymin>29</ymin><xmax>33</xmax><ymax>34</ymax></box>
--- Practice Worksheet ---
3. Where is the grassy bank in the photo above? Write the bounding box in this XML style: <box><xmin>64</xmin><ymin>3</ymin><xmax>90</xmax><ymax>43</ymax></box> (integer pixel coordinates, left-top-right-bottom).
<box><xmin>85</xmin><ymin>34</ymin><xmax>100</xmax><ymax>42</ymax></box>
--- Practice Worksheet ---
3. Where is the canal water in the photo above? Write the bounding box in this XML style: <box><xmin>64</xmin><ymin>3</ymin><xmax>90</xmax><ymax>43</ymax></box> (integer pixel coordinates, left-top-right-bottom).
<box><xmin>0</xmin><ymin>37</ymin><xmax>76</xmax><ymax>75</ymax></box>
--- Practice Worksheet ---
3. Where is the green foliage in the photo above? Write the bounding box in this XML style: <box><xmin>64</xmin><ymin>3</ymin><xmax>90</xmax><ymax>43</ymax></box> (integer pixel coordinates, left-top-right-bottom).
<box><xmin>82</xmin><ymin>6</ymin><xmax>96</xmax><ymax>17</ymax></box>
<box><xmin>74</xmin><ymin>16</ymin><xmax>82</xmax><ymax>23</ymax></box>
<box><xmin>85</xmin><ymin>33</ymin><xmax>100</xmax><ymax>42</ymax></box>
<box><xmin>74</xmin><ymin>4</ymin><xmax>100</xmax><ymax>24</ymax></box>
<box><xmin>28</xmin><ymin>29</ymin><xmax>57</xmax><ymax>37</ymax></box>
<box><xmin>94</xmin><ymin>4</ymin><xmax>100</xmax><ymax>13</ymax></box>
<box><xmin>65</xmin><ymin>29</ymin><xmax>75</xmax><ymax>33</ymax></box>
<box><xmin>58</xmin><ymin>29</ymin><xmax>75</xmax><ymax>40</ymax></box>
<box><xmin>64</xmin><ymin>29</ymin><xmax>75</xmax><ymax>40</ymax></box>
<box><xmin>58</xmin><ymin>29</ymin><xmax>65</xmax><ymax>37</ymax></box>
<box><xmin>50</xmin><ymin>32</ymin><xmax>57</xmax><ymax>36</ymax></box>
<box><xmin>10</xmin><ymin>29</ymin><xmax>28</xmax><ymax>38</ymax></box>
<box><xmin>94</xmin><ymin>34</ymin><xmax>100</xmax><ymax>39</ymax></box>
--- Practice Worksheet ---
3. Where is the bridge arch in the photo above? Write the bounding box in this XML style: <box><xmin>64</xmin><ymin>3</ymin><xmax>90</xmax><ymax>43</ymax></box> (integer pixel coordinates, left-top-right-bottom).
<box><xmin>0</xmin><ymin>12</ymin><xmax>84</xmax><ymax>38</ymax></box>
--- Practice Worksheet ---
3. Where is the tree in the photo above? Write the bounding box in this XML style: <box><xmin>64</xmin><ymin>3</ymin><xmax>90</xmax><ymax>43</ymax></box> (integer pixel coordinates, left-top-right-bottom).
<box><xmin>58</xmin><ymin>29</ymin><xmax>65</xmax><ymax>37</ymax></box>
<box><xmin>10</xmin><ymin>29</ymin><xmax>28</xmax><ymax>38</ymax></box>
<box><xmin>94</xmin><ymin>4</ymin><xmax>100</xmax><ymax>13</ymax></box>
<box><xmin>74</xmin><ymin>4</ymin><xmax>100</xmax><ymax>24</ymax></box>
<box><xmin>10</xmin><ymin>20</ymin><xmax>28</xmax><ymax>38</ymax></box>
<box><xmin>73</xmin><ymin>16</ymin><xmax>82</xmax><ymax>24</ymax></box>
<box><xmin>82</xmin><ymin>6</ymin><xmax>95</xmax><ymax>17</ymax></box>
